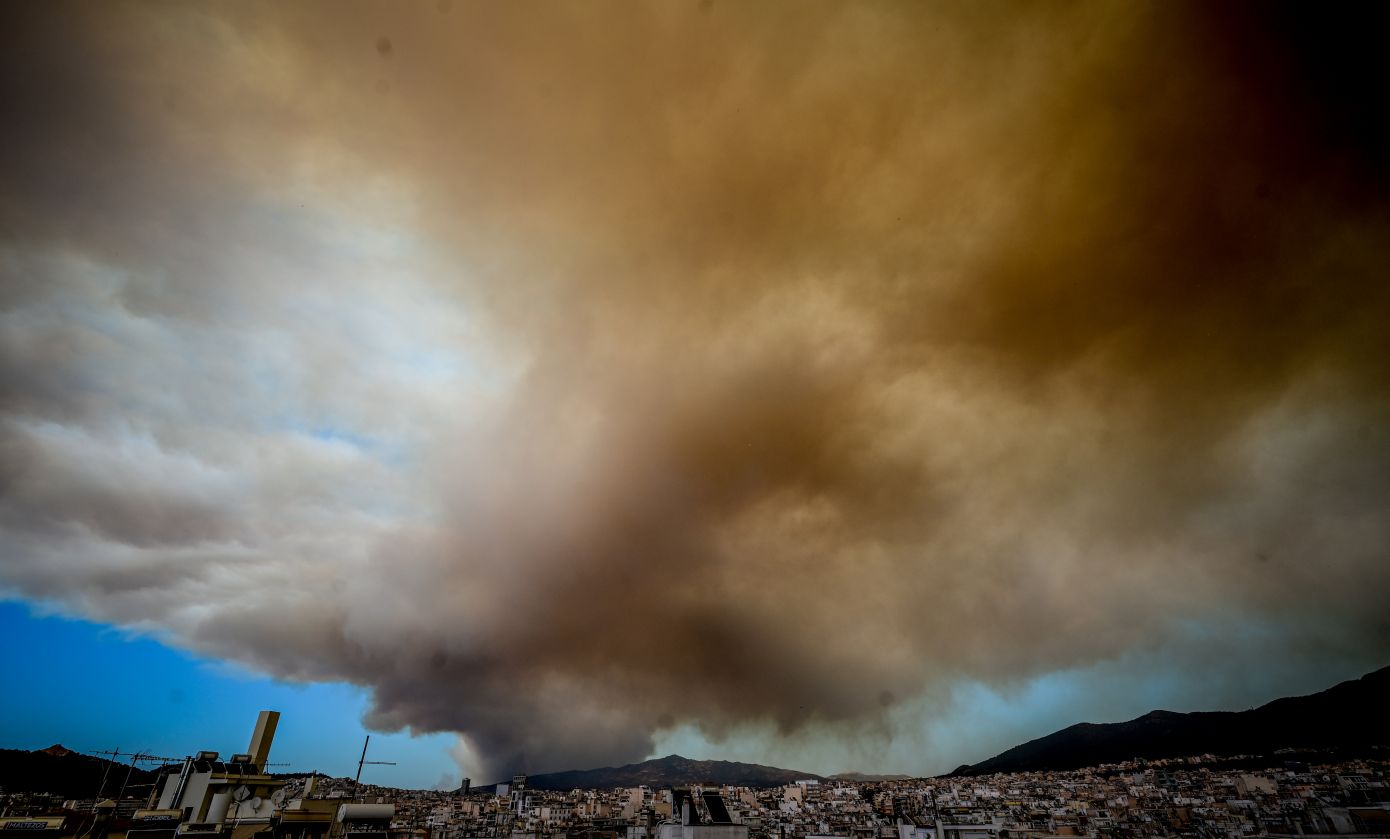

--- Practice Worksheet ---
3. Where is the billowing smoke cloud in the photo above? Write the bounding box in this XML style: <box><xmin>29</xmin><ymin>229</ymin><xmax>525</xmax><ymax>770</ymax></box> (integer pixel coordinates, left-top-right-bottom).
<box><xmin>3</xmin><ymin>1</ymin><xmax>1389</xmax><ymax>780</ymax></box>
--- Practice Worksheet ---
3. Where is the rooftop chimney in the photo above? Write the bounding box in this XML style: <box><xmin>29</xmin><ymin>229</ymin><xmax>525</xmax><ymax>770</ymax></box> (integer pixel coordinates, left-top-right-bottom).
<box><xmin>247</xmin><ymin>710</ymin><xmax>280</xmax><ymax>770</ymax></box>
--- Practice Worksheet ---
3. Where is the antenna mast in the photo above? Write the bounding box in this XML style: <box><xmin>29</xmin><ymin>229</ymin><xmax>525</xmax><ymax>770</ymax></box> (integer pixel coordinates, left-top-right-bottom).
<box><xmin>90</xmin><ymin>748</ymin><xmax>122</xmax><ymax>803</ymax></box>
<box><xmin>353</xmin><ymin>736</ymin><xmax>396</xmax><ymax>801</ymax></box>
<box><xmin>87</xmin><ymin>749</ymin><xmax>181</xmax><ymax>806</ymax></box>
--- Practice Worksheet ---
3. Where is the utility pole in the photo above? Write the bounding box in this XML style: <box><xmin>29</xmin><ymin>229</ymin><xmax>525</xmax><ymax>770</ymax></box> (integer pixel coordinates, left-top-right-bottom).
<box><xmin>354</xmin><ymin>736</ymin><xmax>396</xmax><ymax>801</ymax></box>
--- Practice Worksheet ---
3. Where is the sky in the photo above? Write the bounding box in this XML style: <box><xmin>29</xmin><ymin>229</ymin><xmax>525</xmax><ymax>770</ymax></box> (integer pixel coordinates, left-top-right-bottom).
<box><xmin>0</xmin><ymin>602</ymin><xmax>460</xmax><ymax>790</ymax></box>
<box><xmin>2</xmin><ymin>0</ymin><xmax>1389</xmax><ymax>788</ymax></box>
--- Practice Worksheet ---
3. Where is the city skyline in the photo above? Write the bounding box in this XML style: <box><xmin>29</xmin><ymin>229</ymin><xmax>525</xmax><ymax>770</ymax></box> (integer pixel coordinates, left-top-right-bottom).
<box><xmin>3</xmin><ymin>1</ymin><xmax>1389</xmax><ymax>790</ymax></box>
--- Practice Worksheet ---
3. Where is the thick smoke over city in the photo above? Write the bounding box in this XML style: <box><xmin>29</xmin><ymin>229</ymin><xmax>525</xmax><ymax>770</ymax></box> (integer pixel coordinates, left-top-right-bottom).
<box><xmin>2</xmin><ymin>2</ymin><xmax>1389</xmax><ymax>781</ymax></box>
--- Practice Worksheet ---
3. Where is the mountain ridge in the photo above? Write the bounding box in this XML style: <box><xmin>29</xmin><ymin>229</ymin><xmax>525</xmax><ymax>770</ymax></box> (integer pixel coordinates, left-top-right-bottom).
<box><xmin>497</xmin><ymin>754</ymin><xmax>824</xmax><ymax>790</ymax></box>
<box><xmin>951</xmin><ymin>665</ymin><xmax>1390</xmax><ymax>776</ymax></box>
<box><xmin>0</xmin><ymin>747</ymin><xmax>163</xmax><ymax>799</ymax></box>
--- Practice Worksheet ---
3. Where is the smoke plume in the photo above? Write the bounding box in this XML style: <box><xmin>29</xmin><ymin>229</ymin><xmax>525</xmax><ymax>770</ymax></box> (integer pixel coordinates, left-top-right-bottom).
<box><xmin>2</xmin><ymin>1</ymin><xmax>1389</xmax><ymax>779</ymax></box>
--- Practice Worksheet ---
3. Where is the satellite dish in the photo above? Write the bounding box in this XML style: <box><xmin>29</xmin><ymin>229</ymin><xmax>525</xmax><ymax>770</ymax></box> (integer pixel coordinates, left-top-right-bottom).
<box><xmin>250</xmin><ymin>797</ymin><xmax>264</xmax><ymax>810</ymax></box>
<box><xmin>271</xmin><ymin>790</ymin><xmax>287</xmax><ymax>806</ymax></box>
<box><xmin>233</xmin><ymin>786</ymin><xmax>252</xmax><ymax>802</ymax></box>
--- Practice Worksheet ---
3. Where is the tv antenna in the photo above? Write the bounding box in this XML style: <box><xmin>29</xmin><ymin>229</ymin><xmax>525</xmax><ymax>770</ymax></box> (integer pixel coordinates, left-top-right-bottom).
<box><xmin>87</xmin><ymin>749</ymin><xmax>182</xmax><ymax>803</ymax></box>
<box><xmin>89</xmin><ymin>748</ymin><xmax>123</xmax><ymax>801</ymax></box>
<box><xmin>353</xmin><ymin>736</ymin><xmax>396</xmax><ymax>800</ymax></box>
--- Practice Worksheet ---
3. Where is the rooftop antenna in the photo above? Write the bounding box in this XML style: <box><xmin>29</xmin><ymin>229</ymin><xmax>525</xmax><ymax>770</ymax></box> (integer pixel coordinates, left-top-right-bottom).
<box><xmin>353</xmin><ymin>736</ymin><xmax>396</xmax><ymax>801</ymax></box>
<box><xmin>94</xmin><ymin>750</ymin><xmax>185</xmax><ymax>802</ymax></box>
<box><xmin>117</xmin><ymin>752</ymin><xmax>146</xmax><ymax>801</ymax></box>
<box><xmin>89</xmin><ymin>748</ymin><xmax>123</xmax><ymax>803</ymax></box>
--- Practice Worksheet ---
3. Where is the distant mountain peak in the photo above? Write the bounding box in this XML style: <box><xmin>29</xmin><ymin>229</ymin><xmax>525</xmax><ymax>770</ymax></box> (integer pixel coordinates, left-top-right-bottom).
<box><xmin>830</xmin><ymin>772</ymin><xmax>913</xmax><ymax>782</ymax></box>
<box><xmin>504</xmin><ymin>753</ymin><xmax>822</xmax><ymax>790</ymax></box>
<box><xmin>2</xmin><ymin>745</ymin><xmax>162</xmax><ymax>798</ymax></box>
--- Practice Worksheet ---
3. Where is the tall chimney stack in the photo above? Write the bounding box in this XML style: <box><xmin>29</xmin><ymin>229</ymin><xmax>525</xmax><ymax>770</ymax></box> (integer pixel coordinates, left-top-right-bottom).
<box><xmin>247</xmin><ymin>710</ymin><xmax>280</xmax><ymax>771</ymax></box>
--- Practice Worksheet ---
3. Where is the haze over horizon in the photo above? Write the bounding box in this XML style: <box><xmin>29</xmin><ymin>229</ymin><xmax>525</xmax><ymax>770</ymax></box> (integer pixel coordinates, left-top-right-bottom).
<box><xmin>2</xmin><ymin>1</ymin><xmax>1389</xmax><ymax>789</ymax></box>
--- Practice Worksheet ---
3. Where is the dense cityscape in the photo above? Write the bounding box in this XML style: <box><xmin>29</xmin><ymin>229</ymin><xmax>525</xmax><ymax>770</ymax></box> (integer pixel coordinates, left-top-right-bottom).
<box><xmin>4</xmin><ymin>716</ymin><xmax>1388</xmax><ymax>839</ymax></box>
<box><xmin>301</xmin><ymin>755</ymin><xmax>1390</xmax><ymax>839</ymax></box>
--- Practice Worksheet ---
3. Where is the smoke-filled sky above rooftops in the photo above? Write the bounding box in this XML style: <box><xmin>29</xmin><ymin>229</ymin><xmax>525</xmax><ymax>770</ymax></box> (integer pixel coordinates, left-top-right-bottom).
<box><xmin>2</xmin><ymin>1</ymin><xmax>1389</xmax><ymax>784</ymax></box>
